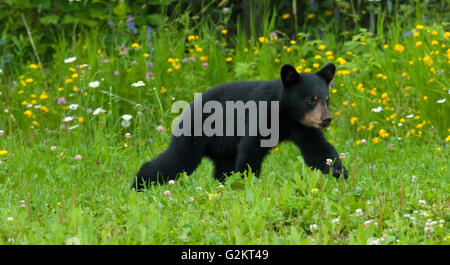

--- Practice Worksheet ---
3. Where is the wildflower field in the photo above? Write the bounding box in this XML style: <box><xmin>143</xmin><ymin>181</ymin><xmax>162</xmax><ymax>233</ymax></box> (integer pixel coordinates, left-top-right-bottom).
<box><xmin>0</xmin><ymin>1</ymin><xmax>449</xmax><ymax>245</ymax></box>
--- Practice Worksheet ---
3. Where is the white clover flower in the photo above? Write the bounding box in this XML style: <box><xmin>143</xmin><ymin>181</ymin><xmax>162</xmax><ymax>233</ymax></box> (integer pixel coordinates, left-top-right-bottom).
<box><xmin>326</xmin><ymin>158</ymin><xmax>333</xmax><ymax>166</ymax></box>
<box><xmin>168</xmin><ymin>180</ymin><xmax>175</xmax><ymax>185</ymax></box>
<box><xmin>131</xmin><ymin>81</ymin><xmax>146</xmax><ymax>87</ymax></box>
<box><xmin>93</xmin><ymin>107</ymin><xmax>106</xmax><ymax>115</ymax></box>
<box><xmin>69</xmin><ymin>104</ymin><xmax>79</xmax><ymax>110</ymax></box>
<box><xmin>367</xmin><ymin>237</ymin><xmax>381</xmax><ymax>245</ymax></box>
<box><xmin>418</xmin><ymin>200</ymin><xmax>427</xmax><ymax>207</ymax></box>
<box><xmin>309</xmin><ymin>224</ymin><xmax>318</xmax><ymax>232</ymax></box>
<box><xmin>64</xmin><ymin>56</ymin><xmax>77</xmax><ymax>63</ymax></box>
<box><xmin>63</xmin><ymin>116</ymin><xmax>74</xmax><ymax>122</ymax></box>
<box><xmin>7</xmin><ymin>216</ymin><xmax>13</xmax><ymax>222</ymax></box>
<box><xmin>331</xmin><ymin>218</ymin><xmax>340</xmax><ymax>224</ymax></box>
<box><xmin>164</xmin><ymin>190</ymin><xmax>171</xmax><ymax>196</ymax></box>
<box><xmin>66</xmin><ymin>237</ymin><xmax>81</xmax><ymax>245</ymax></box>
<box><xmin>0</xmin><ymin>69</ymin><xmax>3</xmax><ymax>74</ymax></box>
<box><xmin>89</xmin><ymin>81</ymin><xmax>100</xmax><ymax>88</ymax></box>
<box><xmin>411</xmin><ymin>175</ymin><xmax>417</xmax><ymax>182</ymax></box>
<box><xmin>355</xmin><ymin>209</ymin><xmax>363</xmax><ymax>217</ymax></box>
<box><xmin>436</xmin><ymin>98</ymin><xmax>446</xmax><ymax>104</ymax></box>
<box><xmin>339</xmin><ymin>153</ymin><xmax>346</xmax><ymax>160</ymax></box>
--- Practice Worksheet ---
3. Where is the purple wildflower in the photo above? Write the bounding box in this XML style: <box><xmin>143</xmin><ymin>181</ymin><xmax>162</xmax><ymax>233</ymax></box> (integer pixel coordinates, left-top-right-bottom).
<box><xmin>147</xmin><ymin>26</ymin><xmax>152</xmax><ymax>39</ymax></box>
<box><xmin>57</xmin><ymin>97</ymin><xmax>67</xmax><ymax>105</ymax></box>
<box><xmin>127</xmin><ymin>16</ymin><xmax>138</xmax><ymax>35</ymax></box>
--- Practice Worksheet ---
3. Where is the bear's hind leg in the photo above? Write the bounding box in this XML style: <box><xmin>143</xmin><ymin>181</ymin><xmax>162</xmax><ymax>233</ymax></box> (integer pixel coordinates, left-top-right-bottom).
<box><xmin>132</xmin><ymin>137</ymin><xmax>205</xmax><ymax>190</ymax></box>
<box><xmin>213</xmin><ymin>157</ymin><xmax>236</xmax><ymax>182</ymax></box>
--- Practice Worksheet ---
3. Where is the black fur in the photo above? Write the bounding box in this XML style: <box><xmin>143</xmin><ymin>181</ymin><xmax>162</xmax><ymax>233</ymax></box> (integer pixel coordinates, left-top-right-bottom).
<box><xmin>132</xmin><ymin>63</ymin><xmax>347</xmax><ymax>190</ymax></box>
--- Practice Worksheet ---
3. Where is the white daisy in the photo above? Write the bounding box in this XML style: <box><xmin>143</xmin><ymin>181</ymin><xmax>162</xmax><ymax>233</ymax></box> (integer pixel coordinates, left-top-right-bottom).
<box><xmin>121</xmin><ymin>114</ymin><xmax>133</xmax><ymax>120</ymax></box>
<box><xmin>132</xmin><ymin>81</ymin><xmax>146</xmax><ymax>87</ymax></box>
<box><xmin>69</xmin><ymin>104</ymin><xmax>79</xmax><ymax>110</ymax></box>
<box><xmin>93</xmin><ymin>107</ymin><xmax>106</xmax><ymax>115</ymax></box>
<box><xmin>63</xmin><ymin>116</ymin><xmax>74</xmax><ymax>122</ymax></box>
<box><xmin>89</xmin><ymin>81</ymin><xmax>100</xmax><ymax>88</ymax></box>
<box><xmin>436</xmin><ymin>98</ymin><xmax>446</xmax><ymax>104</ymax></box>
<box><xmin>68</xmin><ymin>125</ymin><xmax>79</xmax><ymax>130</ymax></box>
<box><xmin>121</xmin><ymin>114</ymin><xmax>132</xmax><ymax>127</ymax></box>
<box><xmin>406</xmin><ymin>114</ymin><xmax>414</xmax><ymax>118</ymax></box>
<box><xmin>64</xmin><ymin>56</ymin><xmax>77</xmax><ymax>63</ymax></box>
<box><xmin>371</xmin><ymin>106</ymin><xmax>383</xmax><ymax>112</ymax></box>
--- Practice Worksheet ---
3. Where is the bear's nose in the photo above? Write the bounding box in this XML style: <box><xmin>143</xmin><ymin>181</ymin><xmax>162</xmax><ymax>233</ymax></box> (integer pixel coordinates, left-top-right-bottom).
<box><xmin>322</xmin><ymin>118</ymin><xmax>332</xmax><ymax>127</ymax></box>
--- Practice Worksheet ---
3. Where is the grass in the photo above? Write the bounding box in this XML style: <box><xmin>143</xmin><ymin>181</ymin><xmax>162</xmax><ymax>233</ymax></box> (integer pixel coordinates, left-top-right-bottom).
<box><xmin>0</xmin><ymin>11</ymin><xmax>449</xmax><ymax>244</ymax></box>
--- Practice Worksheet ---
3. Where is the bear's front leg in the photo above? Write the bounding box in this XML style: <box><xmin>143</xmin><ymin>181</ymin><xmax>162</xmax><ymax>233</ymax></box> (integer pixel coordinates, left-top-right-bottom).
<box><xmin>290</xmin><ymin>125</ymin><xmax>348</xmax><ymax>179</ymax></box>
<box><xmin>235</xmin><ymin>136</ymin><xmax>271</xmax><ymax>177</ymax></box>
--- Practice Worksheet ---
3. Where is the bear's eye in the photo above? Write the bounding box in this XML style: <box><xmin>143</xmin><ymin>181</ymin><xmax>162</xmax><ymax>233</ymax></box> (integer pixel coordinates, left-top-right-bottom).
<box><xmin>308</xmin><ymin>97</ymin><xmax>317</xmax><ymax>105</ymax></box>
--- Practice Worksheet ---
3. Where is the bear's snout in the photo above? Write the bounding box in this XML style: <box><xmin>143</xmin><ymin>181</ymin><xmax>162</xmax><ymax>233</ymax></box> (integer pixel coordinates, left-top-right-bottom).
<box><xmin>321</xmin><ymin>117</ymin><xmax>332</xmax><ymax>128</ymax></box>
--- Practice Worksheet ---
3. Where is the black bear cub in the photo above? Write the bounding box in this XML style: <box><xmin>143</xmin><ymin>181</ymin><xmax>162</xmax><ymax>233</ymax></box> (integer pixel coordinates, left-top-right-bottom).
<box><xmin>132</xmin><ymin>63</ymin><xmax>347</xmax><ymax>190</ymax></box>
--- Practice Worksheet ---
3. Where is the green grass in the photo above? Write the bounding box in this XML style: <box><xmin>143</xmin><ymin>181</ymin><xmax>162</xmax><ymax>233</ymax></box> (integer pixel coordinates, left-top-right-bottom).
<box><xmin>0</xmin><ymin>14</ymin><xmax>449</xmax><ymax>244</ymax></box>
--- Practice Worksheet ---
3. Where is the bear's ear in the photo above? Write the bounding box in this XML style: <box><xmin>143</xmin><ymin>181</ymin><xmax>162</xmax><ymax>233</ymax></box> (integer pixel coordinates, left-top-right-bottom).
<box><xmin>316</xmin><ymin>63</ymin><xmax>336</xmax><ymax>85</ymax></box>
<box><xmin>281</xmin><ymin>64</ymin><xmax>300</xmax><ymax>87</ymax></box>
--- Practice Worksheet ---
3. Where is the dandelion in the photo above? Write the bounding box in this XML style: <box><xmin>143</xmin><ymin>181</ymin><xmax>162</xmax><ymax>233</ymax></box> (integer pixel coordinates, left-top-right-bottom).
<box><xmin>64</xmin><ymin>57</ymin><xmax>77</xmax><ymax>63</ymax></box>
<box><xmin>24</xmin><ymin>110</ymin><xmax>32</xmax><ymax>118</ymax></box>
<box><xmin>89</xmin><ymin>81</ymin><xmax>100</xmax><ymax>88</ymax></box>
<box><xmin>282</xmin><ymin>13</ymin><xmax>290</xmax><ymax>20</ymax></box>
<box><xmin>0</xmin><ymin>150</ymin><xmax>8</xmax><ymax>156</ymax></box>
<box><xmin>350</xmin><ymin>117</ymin><xmax>358</xmax><ymax>125</ymax></box>
<box><xmin>394</xmin><ymin>44</ymin><xmax>405</xmax><ymax>52</ymax></box>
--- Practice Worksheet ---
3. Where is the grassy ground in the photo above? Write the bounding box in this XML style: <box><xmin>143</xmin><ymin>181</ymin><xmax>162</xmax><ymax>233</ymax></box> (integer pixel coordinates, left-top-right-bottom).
<box><xmin>0</xmin><ymin>16</ymin><xmax>449</xmax><ymax>244</ymax></box>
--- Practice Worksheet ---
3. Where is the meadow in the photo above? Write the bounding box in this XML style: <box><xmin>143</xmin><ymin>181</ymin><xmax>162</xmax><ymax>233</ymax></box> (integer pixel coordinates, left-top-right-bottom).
<box><xmin>0</xmin><ymin>4</ymin><xmax>449</xmax><ymax>245</ymax></box>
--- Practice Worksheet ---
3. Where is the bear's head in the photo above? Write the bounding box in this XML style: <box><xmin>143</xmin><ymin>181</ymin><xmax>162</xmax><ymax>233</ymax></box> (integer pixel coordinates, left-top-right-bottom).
<box><xmin>281</xmin><ymin>63</ymin><xmax>336</xmax><ymax>129</ymax></box>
